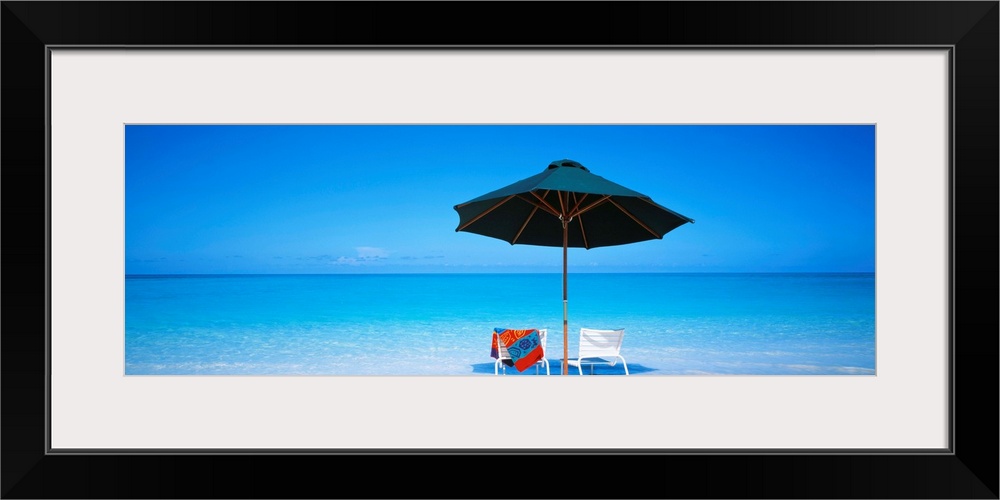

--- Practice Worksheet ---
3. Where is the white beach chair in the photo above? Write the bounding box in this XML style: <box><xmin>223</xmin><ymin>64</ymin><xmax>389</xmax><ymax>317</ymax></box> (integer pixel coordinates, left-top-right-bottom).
<box><xmin>567</xmin><ymin>328</ymin><xmax>628</xmax><ymax>375</ymax></box>
<box><xmin>494</xmin><ymin>328</ymin><xmax>549</xmax><ymax>375</ymax></box>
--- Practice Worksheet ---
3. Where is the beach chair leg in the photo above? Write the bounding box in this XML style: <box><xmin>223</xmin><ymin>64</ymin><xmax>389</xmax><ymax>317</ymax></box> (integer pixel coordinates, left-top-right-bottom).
<box><xmin>620</xmin><ymin>356</ymin><xmax>629</xmax><ymax>375</ymax></box>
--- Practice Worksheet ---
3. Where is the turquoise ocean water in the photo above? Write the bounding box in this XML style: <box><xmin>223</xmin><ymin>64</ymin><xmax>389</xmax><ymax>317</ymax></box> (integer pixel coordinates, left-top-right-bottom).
<box><xmin>124</xmin><ymin>273</ymin><xmax>875</xmax><ymax>376</ymax></box>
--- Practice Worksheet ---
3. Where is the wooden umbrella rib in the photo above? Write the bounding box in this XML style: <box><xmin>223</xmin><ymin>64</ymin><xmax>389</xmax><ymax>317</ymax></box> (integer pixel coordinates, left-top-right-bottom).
<box><xmin>608</xmin><ymin>198</ymin><xmax>662</xmax><ymax>238</ymax></box>
<box><xmin>528</xmin><ymin>191</ymin><xmax>563</xmax><ymax>218</ymax></box>
<box><xmin>515</xmin><ymin>194</ymin><xmax>560</xmax><ymax>218</ymax></box>
<box><xmin>456</xmin><ymin>195</ymin><xmax>515</xmax><ymax>231</ymax></box>
<box><xmin>568</xmin><ymin>193</ymin><xmax>588</xmax><ymax>217</ymax></box>
<box><xmin>512</xmin><ymin>205</ymin><xmax>539</xmax><ymax>245</ymax></box>
<box><xmin>570</xmin><ymin>195</ymin><xmax>612</xmax><ymax>218</ymax></box>
<box><xmin>577</xmin><ymin>213</ymin><xmax>590</xmax><ymax>249</ymax></box>
<box><xmin>639</xmin><ymin>196</ymin><xmax>695</xmax><ymax>223</ymax></box>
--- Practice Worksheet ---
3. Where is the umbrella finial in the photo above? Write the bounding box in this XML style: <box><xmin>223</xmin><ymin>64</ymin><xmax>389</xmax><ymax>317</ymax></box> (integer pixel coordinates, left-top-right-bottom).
<box><xmin>548</xmin><ymin>159</ymin><xmax>589</xmax><ymax>172</ymax></box>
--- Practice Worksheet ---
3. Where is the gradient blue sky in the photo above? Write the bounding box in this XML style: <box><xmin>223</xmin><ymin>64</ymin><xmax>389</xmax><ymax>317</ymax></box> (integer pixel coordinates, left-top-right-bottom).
<box><xmin>125</xmin><ymin>124</ymin><xmax>875</xmax><ymax>274</ymax></box>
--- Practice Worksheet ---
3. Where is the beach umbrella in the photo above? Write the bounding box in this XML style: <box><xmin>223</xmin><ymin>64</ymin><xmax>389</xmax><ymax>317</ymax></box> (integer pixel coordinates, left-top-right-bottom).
<box><xmin>454</xmin><ymin>159</ymin><xmax>694</xmax><ymax>374</ymax></box>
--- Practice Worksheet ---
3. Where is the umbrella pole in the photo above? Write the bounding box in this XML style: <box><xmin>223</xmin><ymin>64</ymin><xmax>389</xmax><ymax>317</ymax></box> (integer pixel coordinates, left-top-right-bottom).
<box><xmin>562</xmin><ymin>218</ymin><xmax>569</xmax><ymax>375</ymax></box>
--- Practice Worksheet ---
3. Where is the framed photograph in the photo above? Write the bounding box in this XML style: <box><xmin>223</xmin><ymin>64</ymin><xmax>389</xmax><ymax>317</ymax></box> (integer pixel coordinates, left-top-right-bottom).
<box><xmin>3</xmin><ymin>2</ymin><xmax>996</xmax><ymax>498</ymax></box>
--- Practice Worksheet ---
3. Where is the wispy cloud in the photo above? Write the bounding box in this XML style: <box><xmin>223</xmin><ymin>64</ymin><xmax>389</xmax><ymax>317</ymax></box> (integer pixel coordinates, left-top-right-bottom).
<box><xmin>355</xmin><ymin>247</ymin><xmax>389</xmax><ymax>259</ymax></box>
<box><xmin>297</xmin><ymin>254</ymin><xmax>335</xmax><ymax>261</ymax></box>
<box><xmin>332</xmin><ymin>247</ymin><xmax>390</xmax><ymax>266</ymax></box>
<box><xmin>399</xmin><ymin>254</ymin><xmax>444</xmax><ymax>260</ymax></box>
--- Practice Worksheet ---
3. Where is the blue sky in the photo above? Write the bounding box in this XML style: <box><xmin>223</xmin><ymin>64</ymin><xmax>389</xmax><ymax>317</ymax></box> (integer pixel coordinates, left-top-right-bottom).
<box><xmin>125</xmin><ymin>124</ymin><xmax>875</xmax><ymax>274</ymax></box>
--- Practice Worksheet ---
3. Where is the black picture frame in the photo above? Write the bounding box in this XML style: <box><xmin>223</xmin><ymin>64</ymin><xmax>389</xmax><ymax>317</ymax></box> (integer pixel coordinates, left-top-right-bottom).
<box><xmin>2</xmin><ymin>2</ymin><xmax>997</xmax><ymax>498</ymax></box>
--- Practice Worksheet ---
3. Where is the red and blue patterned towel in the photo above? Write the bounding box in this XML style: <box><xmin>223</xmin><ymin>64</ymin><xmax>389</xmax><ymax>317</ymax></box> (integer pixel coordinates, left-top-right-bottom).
<box><xmin>491</xmin><ymin>328</ymin><xmax>543</xmax><ymax>372</ymax></box>
<box><xmin>490</xmin><ymin>332</ymin><xmax>508</xmax><ymax>364</ymax></box>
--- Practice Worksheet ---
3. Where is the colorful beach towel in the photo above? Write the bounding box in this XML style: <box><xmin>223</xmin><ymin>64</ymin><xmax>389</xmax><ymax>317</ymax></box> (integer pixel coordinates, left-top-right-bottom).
<box><xmin>490</xmin><ymin>333</ymin><xmax>513</xmax><ymax>366</ymax></box>
<box><xmin>491</xmin><ymin>328</ymin><xmax>543</xmax><ymax>373</ymax></box>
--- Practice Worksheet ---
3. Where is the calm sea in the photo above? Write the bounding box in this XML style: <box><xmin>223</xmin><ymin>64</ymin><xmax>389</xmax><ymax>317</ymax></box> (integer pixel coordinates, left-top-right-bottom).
<box><xmin>124</xmin><ymin>273</ymin><xmax>876</xmax><ymax>376</ymax></box>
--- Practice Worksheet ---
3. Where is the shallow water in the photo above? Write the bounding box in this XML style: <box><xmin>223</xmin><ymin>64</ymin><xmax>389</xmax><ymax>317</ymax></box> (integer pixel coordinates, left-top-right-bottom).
<box><xmin>125</xmin><ymin>273</ymin><xmax>875</xmax><ymax>376</ymax></box>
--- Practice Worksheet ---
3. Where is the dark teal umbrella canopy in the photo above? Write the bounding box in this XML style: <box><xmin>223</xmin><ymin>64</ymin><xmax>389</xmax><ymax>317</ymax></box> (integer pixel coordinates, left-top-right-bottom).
<box><xmin>454</xmin><ymin>159</ymin><xmax>694</xmax><ymax>375</ymax></box>
<box><xmin>455</xmin><ymin>159</ymin><xmax>693</xmax><ymax>249</ymax></box>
